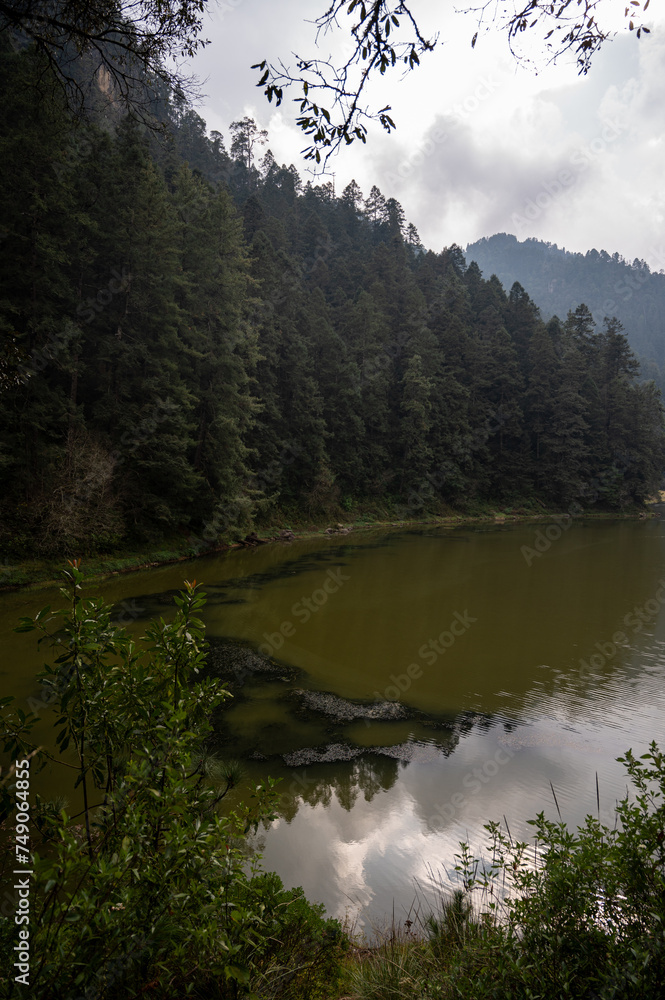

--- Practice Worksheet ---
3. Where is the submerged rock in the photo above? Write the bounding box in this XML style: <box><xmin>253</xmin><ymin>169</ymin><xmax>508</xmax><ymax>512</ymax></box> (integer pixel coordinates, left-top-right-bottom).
<box><xmin>373</xmin><ymin>741</ymin><xmax>444</xmax><ymax>763</ymax></box>
<box><xmin>206</xmin><ymin>638</ymin><xmax>299</xmax><ymax>685</ymax></box>
<box><xmin>282</xmin><ymin>743</ymin><xmax>364</xmax><ymax>766</ymax></box>
<box><xmin>292</xmin><ymin>688</ymin><xmax>408</xmax><ymax>722</ymax></box>
<box><xmin>282</xmin><ymin>739</ymin><xmax>447</xmax><ymax>768</ymax></box>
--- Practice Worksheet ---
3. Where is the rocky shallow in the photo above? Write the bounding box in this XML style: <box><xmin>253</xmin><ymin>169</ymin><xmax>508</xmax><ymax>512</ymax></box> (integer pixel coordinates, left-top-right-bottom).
<box><xmin>291</xmin><ymin>688</ymin><xmax>409</xmax><ymax>722</ymax></box>
<box><xmin>206</xmin><ymin>637</ymin><xmax>300</xmax><ymax>684</ymax></box>
<box><xmin>282</xmin><ymin>739</ymin><xmax>449</xmax><ymax>767</ymax></box>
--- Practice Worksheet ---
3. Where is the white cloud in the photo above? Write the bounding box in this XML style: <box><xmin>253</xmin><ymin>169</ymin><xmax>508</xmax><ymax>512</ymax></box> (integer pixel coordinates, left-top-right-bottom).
<box><xmin>190</xmin><ymin>2</ymin><xmax>665</xmax><ymax>267</ymax></box>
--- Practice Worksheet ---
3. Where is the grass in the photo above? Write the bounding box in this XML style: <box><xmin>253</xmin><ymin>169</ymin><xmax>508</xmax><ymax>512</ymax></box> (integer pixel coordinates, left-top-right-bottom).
<box><xmin>0</xmin><ymin>543</ymin><xmax>199</xmax><ymax>590</ymax></box>
<box><xmin>336</xmin><ymin>889</ymin><xmax>479</xmax><ymax>1000</ymax></box>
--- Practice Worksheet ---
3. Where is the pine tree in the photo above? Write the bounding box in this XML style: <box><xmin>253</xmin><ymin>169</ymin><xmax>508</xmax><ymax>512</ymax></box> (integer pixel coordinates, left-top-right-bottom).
<box><xmin>81</xmin><ymin>119</ymin><xmax>200</xmax><ymax>535</ymax></box>
<box><xmin>171</xmin><ymin>165</ymin><xmax>257</xmax><ymax>528</ymax></box>
<box><xmin>399</xmin><ymin>353</ymin><xmax>434</xmax><ymax>494</ymax></box>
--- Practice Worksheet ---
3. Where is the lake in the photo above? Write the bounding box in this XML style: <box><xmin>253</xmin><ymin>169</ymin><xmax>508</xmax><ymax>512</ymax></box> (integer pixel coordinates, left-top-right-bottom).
<box><xmin>2</xmin><ymin>518</ymin><xmax>665</xmax><ymax>935</ymax></box>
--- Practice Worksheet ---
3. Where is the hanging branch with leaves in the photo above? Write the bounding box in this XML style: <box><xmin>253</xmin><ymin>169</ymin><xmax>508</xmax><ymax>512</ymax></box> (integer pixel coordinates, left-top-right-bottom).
<box><xmin>468</xmin><ymin>0</ymin><xmax>651</xmax><ymax>73</ymax></box>
<box><xmin>253</xmin><ymin>1</ymin><xmax>438</xmax><ymax>165</ymax></box>
<box><xmin>254</xmin><ymin>0</ymin><xmax>653</xmax><ymax>167</ymax></box>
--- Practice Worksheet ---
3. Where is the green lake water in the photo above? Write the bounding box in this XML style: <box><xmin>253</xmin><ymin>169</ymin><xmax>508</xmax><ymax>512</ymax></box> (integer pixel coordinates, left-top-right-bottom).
<box><xmin>2</xmin><ymin>519</ymin><xmax>665</xmax><ymax>933</ymax></box>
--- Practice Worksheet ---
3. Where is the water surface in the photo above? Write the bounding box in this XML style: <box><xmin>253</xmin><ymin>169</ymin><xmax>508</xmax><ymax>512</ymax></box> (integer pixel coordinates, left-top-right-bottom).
<box><xmin>2</xmin><ymin>519</ymin><xmax>664</xmax><ymax>932</ymax></box>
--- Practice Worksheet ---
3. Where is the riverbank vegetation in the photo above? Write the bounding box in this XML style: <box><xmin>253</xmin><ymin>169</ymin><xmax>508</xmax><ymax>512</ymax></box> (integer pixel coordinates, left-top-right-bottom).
<box><xmin>2</xmin><ymin>39</ymin><xmax>664</xmax><ymax>566</ymax></box>
<box><xmin>340</xmin><ymin>739</ymin><xmax>665</xmax><ymax>999</ymax></box>
<box><xmin>1</xmin><ymin>572</ymin><xmax>664</xmax><ymax>998</ymax></box>
<box><xmin>1</xmin><ymin>502</ymin><xmax>650</xmax><ymax>591</ymax></box>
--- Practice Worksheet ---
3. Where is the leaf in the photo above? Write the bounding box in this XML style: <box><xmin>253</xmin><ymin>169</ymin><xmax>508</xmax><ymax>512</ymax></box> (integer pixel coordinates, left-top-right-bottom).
<box><xmin>227</xmin><ymin>965</ymin><xmax>250</xmax><ymax>984</ymax></box>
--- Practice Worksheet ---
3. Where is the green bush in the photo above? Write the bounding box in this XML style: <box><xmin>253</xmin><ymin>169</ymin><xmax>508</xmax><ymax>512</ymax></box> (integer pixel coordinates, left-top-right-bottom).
<box><xmin>0</xmin><ymin>564</ymin><xmax>346</xmax><ymax>999</ymax></box>
<box><xmin>444</xmin><ymin>743</ymin><xmax>665</xmax><ymax>999</ymax></box>
<box><xmin>342</xmin><ymin>746</ymin><xmax>665</xmax><ymax>1000</ymax></box>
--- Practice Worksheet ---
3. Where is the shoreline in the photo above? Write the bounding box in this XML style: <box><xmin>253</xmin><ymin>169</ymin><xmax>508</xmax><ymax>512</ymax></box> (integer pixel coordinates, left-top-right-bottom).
<box><xmin>0</xmin><ymin>505</ymin><xmax>656</xmax><ymax>592</ymax></box>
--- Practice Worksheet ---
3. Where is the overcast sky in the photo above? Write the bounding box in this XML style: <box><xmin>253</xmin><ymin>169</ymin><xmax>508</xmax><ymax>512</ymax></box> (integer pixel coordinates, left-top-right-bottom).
<box><xmin>188</xmin><ymin>1</ymin><xmax>665</xmax><ymax>270</ymax></box>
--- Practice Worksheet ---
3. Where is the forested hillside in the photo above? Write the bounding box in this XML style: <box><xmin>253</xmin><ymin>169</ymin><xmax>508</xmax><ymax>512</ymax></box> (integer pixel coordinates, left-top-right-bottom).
<box><xmin>1</xmin><ymin>41</ymin><xmax>664</xmax><ymax>559</ymax></box>
<box><xmin>466</xmin><ymin>233</ymin><xmax>665</xmax><ymax>387</ymax></box>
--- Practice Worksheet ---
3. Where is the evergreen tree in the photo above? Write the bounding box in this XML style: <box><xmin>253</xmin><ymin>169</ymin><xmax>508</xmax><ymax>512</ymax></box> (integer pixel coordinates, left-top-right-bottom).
<box><xmin>171</xmin><ymin>165</ymin><xmax>257</xmax><ymax>526</ymax></box>
<box><xmin>81</xmin><ymin>119</ymin><xmax>200</xmax><ymax>536</ymax></box>
<box><xmin>399</xmin><ymin>353</ymin><xmax>433</xmax><ymax>493</ymax></box>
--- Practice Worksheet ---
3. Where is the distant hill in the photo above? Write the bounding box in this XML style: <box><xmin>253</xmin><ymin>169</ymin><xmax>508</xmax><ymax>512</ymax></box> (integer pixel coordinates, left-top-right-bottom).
<box><xmin>465</xmin><ymin>234</ymin><xmax>665</xmax><ymax>379</ymax></box>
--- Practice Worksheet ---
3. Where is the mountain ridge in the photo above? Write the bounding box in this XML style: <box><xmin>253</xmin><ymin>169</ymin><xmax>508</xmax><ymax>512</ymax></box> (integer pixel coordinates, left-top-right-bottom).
<box><xmin>465</xmin><ymin>233</ymin><xmax>665</xmax><ymax>380</ymax></box>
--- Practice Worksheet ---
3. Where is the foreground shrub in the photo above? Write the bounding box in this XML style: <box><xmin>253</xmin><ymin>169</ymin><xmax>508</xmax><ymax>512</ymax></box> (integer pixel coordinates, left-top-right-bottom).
<box><xmin>343</xmin><ymin>745</ymin><xmax>665</xmax><ymax>1000</ymax></box>
<box><xmin>0</xmin><ymin>564</ymin><xmax>345</xmax><ymax>998</ymax></box>
<box><xmin>451</xmin><ymin>743</ymin><xmax>665</xmax><ymax>999</ymax></box>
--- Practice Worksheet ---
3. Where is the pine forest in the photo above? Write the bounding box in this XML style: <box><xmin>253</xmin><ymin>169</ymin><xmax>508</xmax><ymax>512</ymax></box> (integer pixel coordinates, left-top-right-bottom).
<box><xmin>1</xmin><ymin>40</ymin><xmax>664</xmax><ymax>562</ymax></box>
